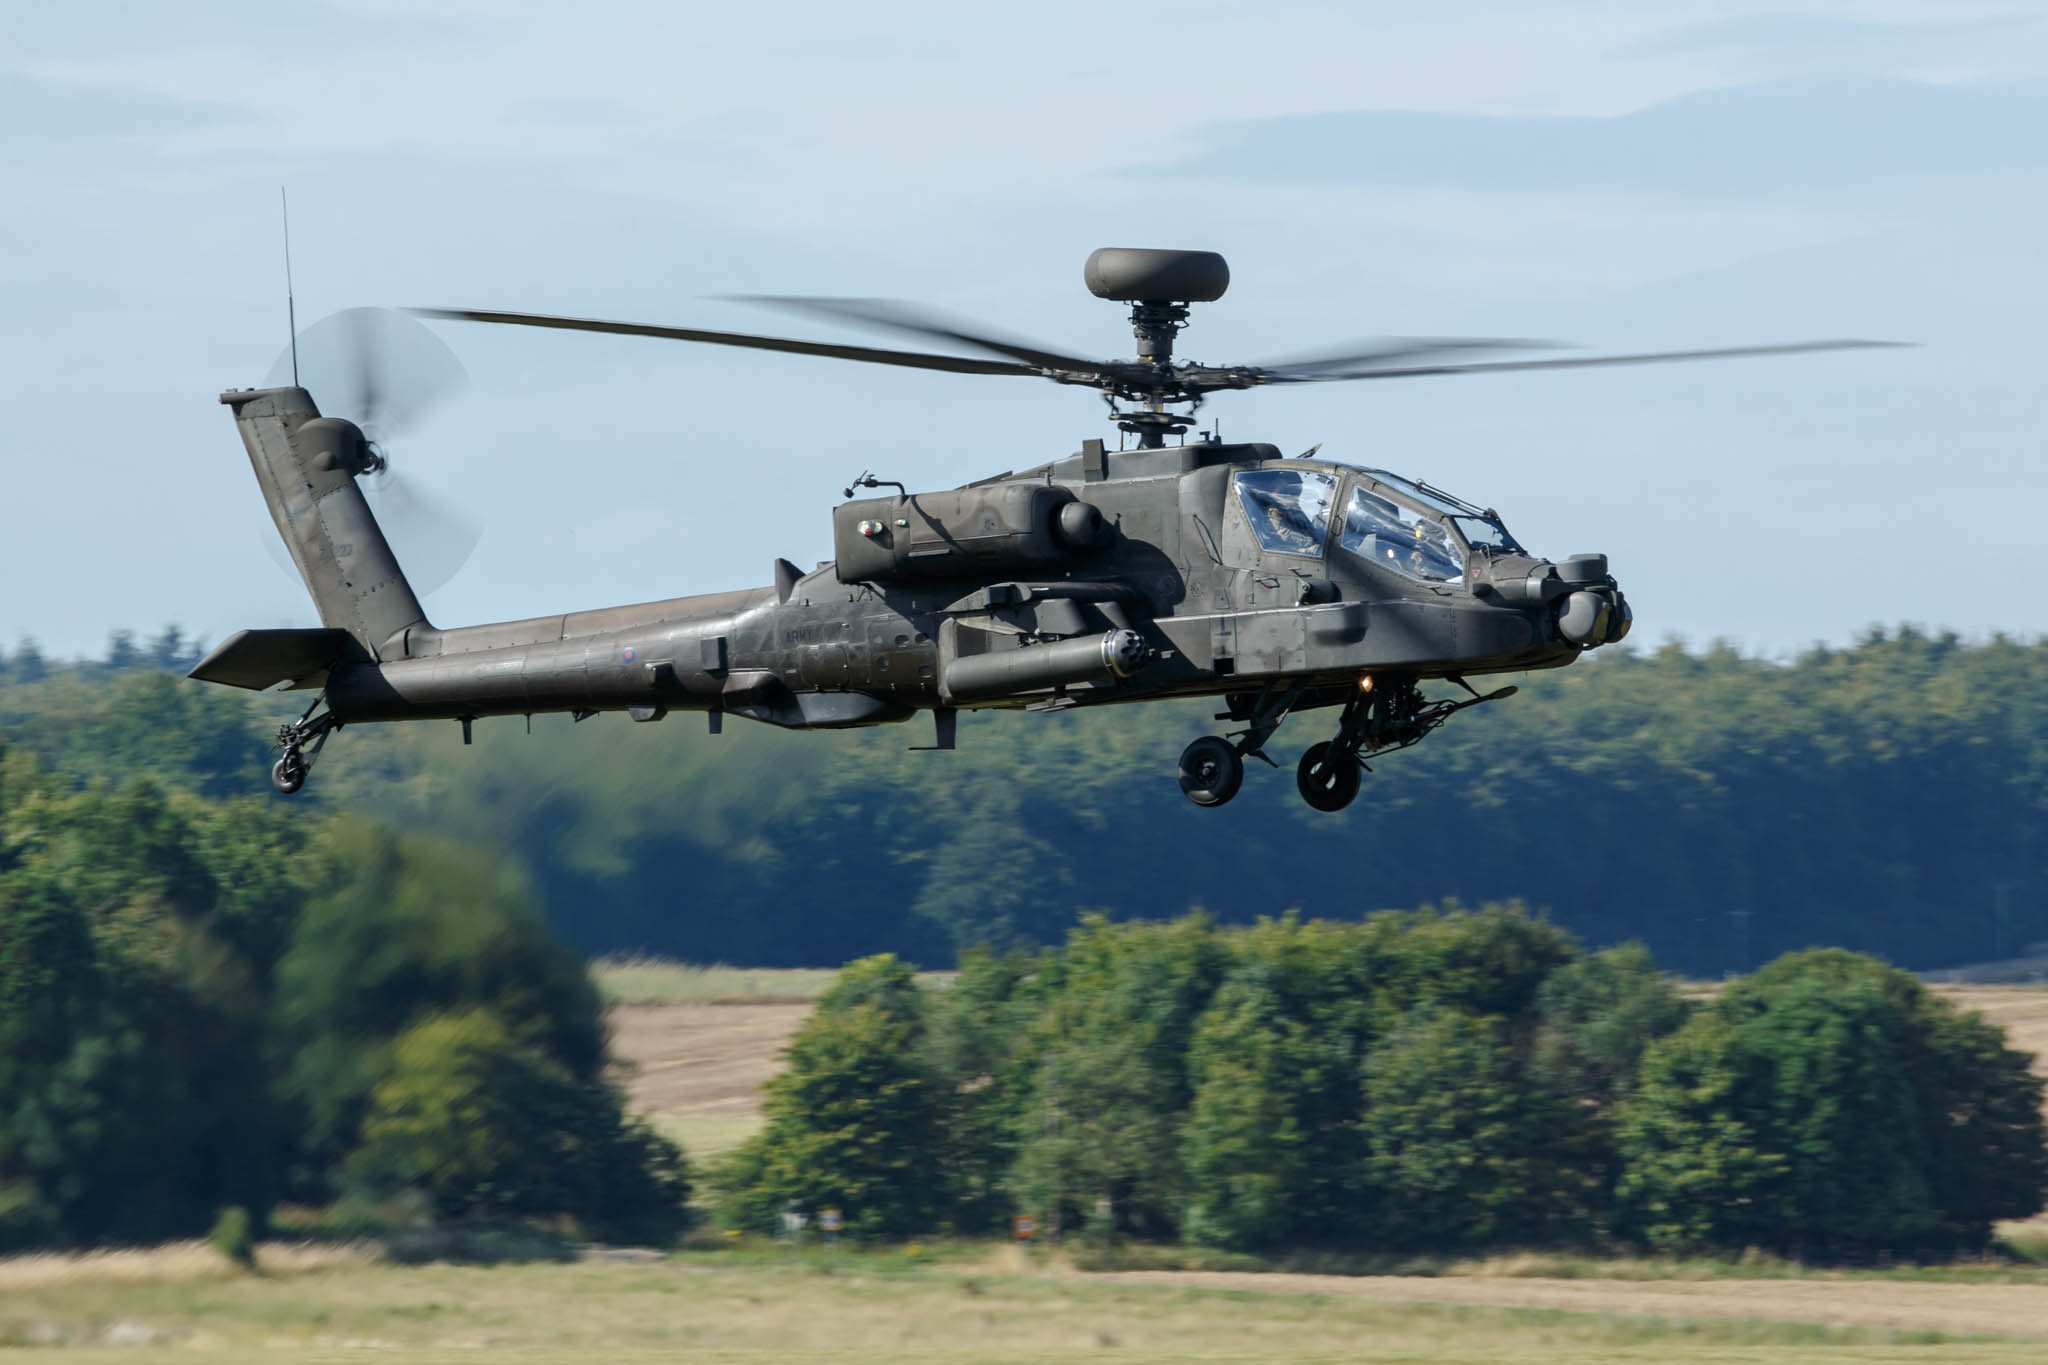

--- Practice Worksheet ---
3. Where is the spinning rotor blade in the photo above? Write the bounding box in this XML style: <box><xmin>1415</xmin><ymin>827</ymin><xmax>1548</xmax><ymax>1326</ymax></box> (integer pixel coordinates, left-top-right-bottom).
<box><xmin>1248</xmin><ymin>336</ymin><xmax>1564</xmax><ymax>379</ymax></box>
<box><xmin>726</xmin><ymin>295</ymin><xmax>1108</xmax><ymax>375</ymax></box>
<box><xmin>368</xmin><ymin>469</ymin><xmax>481</xmax><ymax>598</ymax></box>
<box><xmin>254</xmin><ymin>470</ymin><xmax>481</xmax><ymax>599</ymax></box>
<box><xmin>265</xmin><ymin>307</ymin><xmax>480</xmax><ymax>594</ymax></box>
<box><xmin>268</xmin><ymin>306</ymin><xmax>468</xmax><ymax>441</ymax></box>
<box><xmin>411</xmin><ymin>306</ymin><xmax>1038</xmax><ymax>377</ymax></box>
<box><xmin>1264</xmin><ymin>338</ymin><xmax>1907</xmax><ymax>384</ymax></box>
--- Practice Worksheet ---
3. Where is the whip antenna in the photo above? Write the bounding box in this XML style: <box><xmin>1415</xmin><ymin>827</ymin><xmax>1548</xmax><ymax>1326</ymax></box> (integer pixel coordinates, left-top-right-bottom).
<box><xmin>280</xmin><ymin>187</ymin><xmax>299</xmax><ymax>386</ymax></box>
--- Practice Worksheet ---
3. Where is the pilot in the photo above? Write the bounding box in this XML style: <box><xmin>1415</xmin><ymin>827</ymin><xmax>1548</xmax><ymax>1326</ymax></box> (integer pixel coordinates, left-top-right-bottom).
<box><xmin>1261</xmin><ymin>473</ymin><xmax>1320</xmax><ymax>550</ymax></box>
<box><xmin>1266</xmin><ymin>502</ymin><xmax>1312</xmax><ymax>548</ymax></box>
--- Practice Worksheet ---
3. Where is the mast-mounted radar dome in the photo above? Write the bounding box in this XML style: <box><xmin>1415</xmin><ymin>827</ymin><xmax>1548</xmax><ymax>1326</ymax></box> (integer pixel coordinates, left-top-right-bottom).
<box><xmin>1083</xmin><ymin>248</ymin><xmax>1230</xmax><ymax>303</ymax></box>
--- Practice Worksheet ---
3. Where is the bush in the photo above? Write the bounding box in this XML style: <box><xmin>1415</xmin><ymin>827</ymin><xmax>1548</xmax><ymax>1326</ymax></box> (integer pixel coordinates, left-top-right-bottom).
<box><xmin>0</xmin><ymin>759</ymin><xmax>688</xmax><ymax>1252</ymax></box>
<box><xmin>1617</xmin><ymin>949</ymin><xmax>2048</xmax><ymax>1255</ymax></box>
<box><xmin>348</xmin><ymin>1008</ymin><xmax>689</xmax><ymax>1244</ymax></box>
<box><xmin>209</xmin><ymin>1205</ymin><xmax>255</xmax><ymax>1269</ymax></box>
<box><xmin>275</xmin><ymin>824</ymin><xmax>607</xmax><ymax>1173</ymax></box>
<box><xmin>718</xmin><ymin>956</ymin><xmax>946</xmax><ymax>1239</ymax></box>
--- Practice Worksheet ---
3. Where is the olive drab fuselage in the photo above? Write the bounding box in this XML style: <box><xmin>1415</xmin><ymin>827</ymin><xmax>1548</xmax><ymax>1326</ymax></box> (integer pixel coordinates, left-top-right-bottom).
<box><xmin>326</xmin><ymin>437</ymin><xmax>1615</xmax><ymax>727</ymax></box>
<box><xmin>193</xmin><ymin>383</ymin><xmax>1627</xmax><ymax>807</ymax></box>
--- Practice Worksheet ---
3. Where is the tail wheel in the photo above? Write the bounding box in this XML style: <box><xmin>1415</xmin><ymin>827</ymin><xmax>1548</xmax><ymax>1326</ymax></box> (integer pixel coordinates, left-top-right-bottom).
<box><xmin>272</xmin><ymin>752</ymin><xmax>307</xmax><ymax>796</ymax></box>
<box><xmin>1178</xmin><ymin>736</ymin><xmax>1245</xmax><ymax>808</ymax></box>
<box><xmin>1296</xmin><ymin>741</ymin><xmax>1360</xmax><ymax>812</ymax></box>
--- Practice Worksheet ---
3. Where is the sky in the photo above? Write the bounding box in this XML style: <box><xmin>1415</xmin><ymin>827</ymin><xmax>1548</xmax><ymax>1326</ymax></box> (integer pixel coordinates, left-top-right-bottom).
<box><xmin>4</xmin><ymin>0</ymin><xmax>2047</xmax><ymax>658</ymax></box>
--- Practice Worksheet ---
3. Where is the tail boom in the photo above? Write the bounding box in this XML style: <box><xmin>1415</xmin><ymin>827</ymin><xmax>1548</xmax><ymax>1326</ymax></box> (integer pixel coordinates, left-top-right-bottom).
<box><xmin>221</xmin><ymin>386</ymin><xmax>428</xmax><ymax>658</ymax></box>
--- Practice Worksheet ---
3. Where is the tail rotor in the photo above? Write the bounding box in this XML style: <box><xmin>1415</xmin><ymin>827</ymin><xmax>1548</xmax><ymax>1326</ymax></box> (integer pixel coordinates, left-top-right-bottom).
<box><xmin>265</xmin><ymin>307</ymin><xmax>481</xmax><ymax>594</ymax></box>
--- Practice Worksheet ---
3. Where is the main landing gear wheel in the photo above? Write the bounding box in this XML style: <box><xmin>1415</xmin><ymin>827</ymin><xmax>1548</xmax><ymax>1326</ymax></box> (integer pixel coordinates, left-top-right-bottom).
<box><xmin>1296</xmin><ymin>741</ymin><xmax>1361</xmax><ymax>812</ymax></box>
<box><xmin>272</xmin><ymin>751</ymin><xmax>307</xmax><ymax>795</ymax></box>
<box><xmin>1178</xmin><ymin>735</ymin><xmax>1245</xmax><ymax>807</ymax></box>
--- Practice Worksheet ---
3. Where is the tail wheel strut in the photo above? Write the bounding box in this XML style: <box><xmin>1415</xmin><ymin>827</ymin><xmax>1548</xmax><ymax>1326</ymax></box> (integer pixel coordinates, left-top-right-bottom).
<box><xmin>272</xmin><ymin>698</ymin><xmax>339</xmax><ymax>796</ymax></box>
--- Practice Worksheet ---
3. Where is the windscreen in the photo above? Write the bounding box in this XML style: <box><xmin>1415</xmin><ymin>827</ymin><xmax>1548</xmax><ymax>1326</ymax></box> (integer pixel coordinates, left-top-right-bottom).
<box><xmin>1450</xmin><ymin>515</ymin><xmax>1520</xmax><ymax>553</ymax></box>
<box><xmin>1365</xmin><ymin>471</ymin><xmax>1520</xmax><ymax>553</ymax></box>
<box><xmin>1234</xmin><ymin>468</ymin><xmax>1338</xmax><ymax>557</ymax></box>
<box><xmin>1338</xmin><ymin>485</ymin><xmax>1464</xmax><ymax>582</ymax></box>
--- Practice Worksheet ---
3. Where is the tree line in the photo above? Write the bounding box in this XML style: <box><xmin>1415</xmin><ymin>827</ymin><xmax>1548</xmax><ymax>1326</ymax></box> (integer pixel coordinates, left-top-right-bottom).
<box><xmin>4</xmin><ymin>626</ymin><xmax>2045</xmax><ymax>975</ymax></box>
<box><xmin>719</xmin><ymin>910</ymin><xmax>2048</xmax><ymax>1256</ymax></box>
<box><xmin>0</xmin><ymin>738</ymin><xmax>688</xmax><ymax>1251</ymax></box>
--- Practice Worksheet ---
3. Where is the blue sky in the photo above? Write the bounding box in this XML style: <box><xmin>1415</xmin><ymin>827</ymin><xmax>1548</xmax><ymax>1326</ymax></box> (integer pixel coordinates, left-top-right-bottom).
<box><xmin>4</xmin><ymin>1</ymin><xmax>2046</xmax><ymax>656</ymax></box>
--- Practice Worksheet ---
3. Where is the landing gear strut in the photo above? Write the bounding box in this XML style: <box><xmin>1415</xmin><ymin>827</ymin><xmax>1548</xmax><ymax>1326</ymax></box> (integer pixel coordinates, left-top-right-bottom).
<box><xmin>1179</xmin><ymin>676</ymin><xmax>1518</xmax><ymax>810</ymax></box>
<box><xmin>1177</xmin><ymin>683</ymin><xmax>1300</xmax><ymax>807</ymax></box>
<box><xmin>272</xmin><ymin>696</ymin><xmax>339</xmax><ymax>796</ymax></box>
<box><xmin>1290</xmin><ymin>675</ymin><xmax>1520</xmax><ymax>813</ymax></box>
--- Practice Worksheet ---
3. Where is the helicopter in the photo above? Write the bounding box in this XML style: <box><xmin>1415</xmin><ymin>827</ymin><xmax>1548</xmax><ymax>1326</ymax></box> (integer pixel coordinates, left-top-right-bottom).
<box><xmin>192</xmin><ymin>248</ymin><xmax>1897</xmax><ymax>809</ymax></box>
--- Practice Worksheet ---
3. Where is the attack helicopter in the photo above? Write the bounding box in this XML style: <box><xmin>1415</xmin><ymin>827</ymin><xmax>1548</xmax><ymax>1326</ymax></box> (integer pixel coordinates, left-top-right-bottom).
<box><xmin>193</xmin><ymin>248</ymin><xmax>1896</xmax><ymax>808</ymax></box>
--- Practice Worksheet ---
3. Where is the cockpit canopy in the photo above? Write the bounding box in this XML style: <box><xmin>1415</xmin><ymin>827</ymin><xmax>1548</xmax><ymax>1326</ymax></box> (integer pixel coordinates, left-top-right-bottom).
<box><xmin>1230</xmin><ymin>463</ymin><xmax>1520</xmax><ymax>584</ymax></box>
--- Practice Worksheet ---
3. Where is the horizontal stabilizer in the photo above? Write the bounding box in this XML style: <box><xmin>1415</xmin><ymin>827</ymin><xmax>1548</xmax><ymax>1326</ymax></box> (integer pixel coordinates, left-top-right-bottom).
<box><xmin>187</xmin><ymin>628</ymin><xmax>365</xmax><ymax>691</ymax></box>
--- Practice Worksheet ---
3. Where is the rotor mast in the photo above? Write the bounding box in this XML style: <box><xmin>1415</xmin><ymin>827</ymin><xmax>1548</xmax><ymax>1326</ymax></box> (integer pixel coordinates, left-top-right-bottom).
<box><xmin>1083</xmin><ymin>248</ymin><xmax>1229</xmax><ymax>448</ymax></box>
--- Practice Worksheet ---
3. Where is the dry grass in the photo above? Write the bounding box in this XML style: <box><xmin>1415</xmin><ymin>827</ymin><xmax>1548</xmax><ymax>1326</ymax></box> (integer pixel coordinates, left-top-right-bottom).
<box><xmin>607</xmin><ymin>1000</ymin><xmax>811</xmax><ymax>1121</ymax></box>
<box><xmin>1934</xmin><ymin>986</ymin><xmax>2048</xmax><ymax>1082</ymax></box>
<box><xmin>2</xmin><ymin>1250</ymin><xmax>2039</xmax><ymax>1363</ymax></box>
<box><xmin>1090</xmin><ymin>1266</ymin><xmax>2048</xmax><ymax>1341</ymax></box>
<box><xmin>593</xmin><ymin>957</ymin><xmax>845</xmax><ymax>1006</ymax></box>
<box><xmin>0</xmin><ymin>1239</ymin><xmax>377</xmax><ymax>1293</ymax></box>
<box><xmin>645</xmin><ymin>1113</ymin><xmax>766</xmax><ymax>1163</ymax></box>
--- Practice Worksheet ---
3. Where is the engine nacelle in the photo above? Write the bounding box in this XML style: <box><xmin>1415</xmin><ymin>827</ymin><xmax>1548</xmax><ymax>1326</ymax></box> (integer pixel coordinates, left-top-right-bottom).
<box><xmin>834</xmin><ymin>483</ymin><xmax>1105</xmax><ymax>584</ymax></box>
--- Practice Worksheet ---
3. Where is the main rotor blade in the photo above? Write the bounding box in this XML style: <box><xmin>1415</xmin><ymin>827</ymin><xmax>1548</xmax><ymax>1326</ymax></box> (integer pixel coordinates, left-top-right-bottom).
<box><xmin>1269</xmin><ymin>339</ymin><xmax>1908</xmax><ymax>383</ymax></box>
<box><xmin>727</xmin><ymin>295</ymin><xmax>1107</xmax><ymax>375</ymax></box>
<box><xmin>1250</xmin><ymin>336</ymin><xmax>1563</xmax><ymax>379</ymax></box>
<box><xmin>411</xmin><ymin>307</ymin><xmax>1038</xmax><ymax>377</ymax></box>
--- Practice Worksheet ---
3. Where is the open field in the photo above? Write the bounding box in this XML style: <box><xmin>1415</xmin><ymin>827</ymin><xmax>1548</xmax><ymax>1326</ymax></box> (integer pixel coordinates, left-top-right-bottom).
<box><xmin>1936</xmin><ymin>986</ymin><xmax>2048</xmax><ymax>1086</ymax></box>
<box><xmin>608</xmin><ymin>1000</ymin><xmax>809</xmax><ymax>1126</ymax></box>
<box><xmin>4</xmin><ymin>1246</ymin><xmax>2044</xmax><ymax>1362</ymax></box>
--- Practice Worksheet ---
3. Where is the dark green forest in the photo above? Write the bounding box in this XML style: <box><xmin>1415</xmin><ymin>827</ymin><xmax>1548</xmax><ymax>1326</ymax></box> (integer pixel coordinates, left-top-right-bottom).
<box><xmin>0</xmin><ymin>715</ymin><xmax>689</xmax><ymax>1250</ymax></box>
<box><xmin>2</xmin><ymin>627</ymin><xmax>2043</xmax><ymax>973</ymax></box>
<box><xmin>719</xmin><ymin>914</ymin><xmax>2047</xmax><ymax>1256</ymax></box>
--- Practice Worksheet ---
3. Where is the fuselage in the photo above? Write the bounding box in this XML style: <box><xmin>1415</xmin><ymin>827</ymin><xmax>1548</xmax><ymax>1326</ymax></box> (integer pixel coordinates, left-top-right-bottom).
<box><xmin>321</xmin><ymin>439</ymin><xmax>1615</xmax><ymax>732</ymax></box>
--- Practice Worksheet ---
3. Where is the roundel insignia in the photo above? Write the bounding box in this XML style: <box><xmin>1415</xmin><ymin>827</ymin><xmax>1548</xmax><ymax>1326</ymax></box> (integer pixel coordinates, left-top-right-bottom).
<box><xmin>621</xmin><ymin>646</ymin><xmax>637</xmax><ymax>663</ymax></box>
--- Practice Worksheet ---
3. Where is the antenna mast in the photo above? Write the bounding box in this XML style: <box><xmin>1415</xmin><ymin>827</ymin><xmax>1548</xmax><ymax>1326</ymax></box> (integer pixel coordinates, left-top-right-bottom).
<box><xmin>280</xmin><ymin>187</ymin><xmax>299</xmax><ymax>386</ymax></box>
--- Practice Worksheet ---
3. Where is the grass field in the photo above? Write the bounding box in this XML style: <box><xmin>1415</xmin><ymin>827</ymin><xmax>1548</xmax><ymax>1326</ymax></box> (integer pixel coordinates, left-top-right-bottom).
<box><xmin>14</xmin><ymin>965</ymin><xmax>2042</xmax><ymax>1362</ymax></box>
<box><xmin>5</xmin><ymin>1244</ymin><xmax>2046</xmax><ymax>1362</ymax></box>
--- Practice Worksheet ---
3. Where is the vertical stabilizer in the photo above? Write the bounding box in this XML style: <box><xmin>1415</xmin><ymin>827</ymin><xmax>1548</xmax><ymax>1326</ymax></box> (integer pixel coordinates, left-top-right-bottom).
<box><xmin>221</xmin><ymin>385</ymin><xmax>429</xmax><ymax>659</ymax></box>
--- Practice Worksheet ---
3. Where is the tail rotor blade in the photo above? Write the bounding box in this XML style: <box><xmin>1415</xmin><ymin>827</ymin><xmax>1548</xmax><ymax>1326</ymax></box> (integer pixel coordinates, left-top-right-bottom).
<box><xmin>265</xmin><ymin>307</ymin><xmax>479</xmax><ymax>594</ymax></box>
<box><xmin>267</xmin><ymin>307</ymin><xmax>469</xmax><ymax>439</ymax></box>
<box><xmin>367</xmin><ymin>471</ymin><xmax>481</xmax><ymax>598</ymax></box>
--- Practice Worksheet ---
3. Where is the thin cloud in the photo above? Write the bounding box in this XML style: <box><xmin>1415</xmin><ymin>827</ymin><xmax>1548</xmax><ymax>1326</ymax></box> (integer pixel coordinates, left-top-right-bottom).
<box><xmin>1139</xmin><ymin>76</ymin><xmax>2048</xmax><ymax>196</ymax></box>
<box><xmin>1622</xmin><ymin>11</ymin><xmax>2038</xmax><ymax>60</ymax></box>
